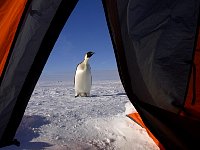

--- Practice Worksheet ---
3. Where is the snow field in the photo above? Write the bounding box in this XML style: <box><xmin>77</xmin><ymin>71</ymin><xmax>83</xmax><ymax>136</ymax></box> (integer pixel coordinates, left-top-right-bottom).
<box><xmin>1</xmin><ymin>80</ymin><xmax>159</xmax><ymax>150</ymax></box>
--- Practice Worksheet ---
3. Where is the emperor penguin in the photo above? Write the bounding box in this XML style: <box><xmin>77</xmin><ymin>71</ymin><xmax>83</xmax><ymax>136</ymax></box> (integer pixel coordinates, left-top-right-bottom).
<box><xmin>74</xmin><ymin>51</ymin><xmax>94</xmax><ymax>97</ymax></box>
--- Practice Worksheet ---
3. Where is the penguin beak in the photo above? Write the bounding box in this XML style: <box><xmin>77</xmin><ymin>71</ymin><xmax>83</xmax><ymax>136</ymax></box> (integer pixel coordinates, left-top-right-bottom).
<box><xmin>91</xmin><ymin>52</ymin><xmax>95</xmax><ymax>56</ymax></box>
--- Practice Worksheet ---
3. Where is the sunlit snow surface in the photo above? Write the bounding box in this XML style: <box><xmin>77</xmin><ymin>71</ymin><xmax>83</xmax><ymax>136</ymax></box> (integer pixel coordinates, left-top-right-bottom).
<box><xmin>2</xmin><ymin>80</ymin><xmax>159</xmax><ymax>150</ymax></box>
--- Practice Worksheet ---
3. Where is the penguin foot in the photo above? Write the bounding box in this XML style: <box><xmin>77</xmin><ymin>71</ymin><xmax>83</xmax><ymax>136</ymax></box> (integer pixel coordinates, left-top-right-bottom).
<box><xmin>75</xmin><ymin>93</ymin><xmax>90</xmax><ymax>97</ymax></box>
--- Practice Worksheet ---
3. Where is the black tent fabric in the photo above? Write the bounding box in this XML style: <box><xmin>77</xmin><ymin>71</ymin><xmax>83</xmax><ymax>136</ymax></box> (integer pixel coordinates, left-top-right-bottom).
<box><xmin>109</xmin><ymin>0</ymin><xmax>199</xmax><ymax>113</ymax></box>
<box><xmin>103</xmin><ymin>0</ymin><xmax>200</xmax><ymax>149</ymax></box>
<box><xmin>0</xmin><ymin>0</ymin><xmax>78</xmax><ymax>147</ymax></box>
<box><xmin>0</xmin><ymin>0</ymin><xmax>200</xmax><ymax>149</ymax></box>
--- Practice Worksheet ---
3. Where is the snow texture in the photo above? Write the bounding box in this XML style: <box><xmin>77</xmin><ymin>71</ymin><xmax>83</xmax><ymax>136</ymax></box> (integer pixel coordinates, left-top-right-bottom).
<box><xmin>1</xmin><ymin>80</ymin><xmax>159</xmax><ymax>150</ymax></box>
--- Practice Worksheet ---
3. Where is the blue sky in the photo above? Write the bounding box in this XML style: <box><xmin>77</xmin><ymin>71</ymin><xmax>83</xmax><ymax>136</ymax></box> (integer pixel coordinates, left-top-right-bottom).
<box><xmin>43</xmin><ymin>0</ymin><xmax>117</xmax><ymax>74</ymax></box>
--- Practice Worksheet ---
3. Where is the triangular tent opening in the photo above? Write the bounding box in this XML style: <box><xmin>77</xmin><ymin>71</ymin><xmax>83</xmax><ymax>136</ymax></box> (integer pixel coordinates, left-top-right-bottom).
<box><xmin>0</xmin><ymin>0</ymin><xmax>200</xmax><ymax>149</ymax></box>
<box><xmin>8</xmin><ymin>1</ymin><xmax>158</xmax><ymax>149</ymax></box>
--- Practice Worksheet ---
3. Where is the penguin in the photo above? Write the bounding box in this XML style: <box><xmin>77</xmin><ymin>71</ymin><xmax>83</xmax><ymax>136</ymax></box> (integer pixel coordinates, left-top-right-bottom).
<box><xmin>74</xmin><ymin>51</ymin><xmax>94</xmax><ymax>97</ymax></box>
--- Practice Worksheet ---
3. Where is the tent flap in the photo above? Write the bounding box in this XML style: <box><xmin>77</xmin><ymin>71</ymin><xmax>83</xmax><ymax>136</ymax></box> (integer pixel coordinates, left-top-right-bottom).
<box><xmin>0</xmin><ymin>0</ymin><xmax>78</xmax><ymax>147</ymax></box>
<box><xmin>103</xmin><ymin>0</ymin><xmax>200</xmax><ymax>149</ymax></box>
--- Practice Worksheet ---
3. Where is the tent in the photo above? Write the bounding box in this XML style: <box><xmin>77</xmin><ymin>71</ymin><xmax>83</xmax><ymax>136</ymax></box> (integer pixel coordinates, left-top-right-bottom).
<box><xmin>0</xmin><ymin>0</ymin><xmax>199</xmax><ymax>149</ymax></box>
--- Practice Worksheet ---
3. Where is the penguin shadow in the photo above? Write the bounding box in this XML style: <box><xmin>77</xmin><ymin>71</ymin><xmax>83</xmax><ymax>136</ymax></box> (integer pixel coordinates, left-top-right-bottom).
<box><xmin>116</xmin><ymin>93</ymin><xmax>127</xmax><ymax>96</ymax></box>
<box><xmin>90</xmin><ymin>94</ymin><xmax>99</xmax><ymax>97</ymax></box>
<box><xmin>90</xmin><ymin>93</ymin><xmax>126</xmax><ymax>97</ymax></box>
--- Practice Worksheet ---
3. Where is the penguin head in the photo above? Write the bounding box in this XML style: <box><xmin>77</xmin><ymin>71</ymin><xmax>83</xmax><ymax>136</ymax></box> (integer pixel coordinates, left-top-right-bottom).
<box><xmin>85</xmin><ymin>51</ymin><xmax>94</xmax><ymax>59</ymax></box>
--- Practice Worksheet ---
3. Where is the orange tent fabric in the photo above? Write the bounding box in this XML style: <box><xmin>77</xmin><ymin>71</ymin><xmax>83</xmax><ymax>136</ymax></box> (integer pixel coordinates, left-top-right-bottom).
<box><xmin>182</xmin><ymin>30</ymin><xmax>200</xmax><ymax>119</ymax></box>
<box><xmin>127</xmin><ymin>113</ymin><xmax>165</xmax><ymax>150</ymax></box>
<box><xmin>0</xmin><ymin>0</ymin><xmax>27</xmax><ymax>76</ymax></box>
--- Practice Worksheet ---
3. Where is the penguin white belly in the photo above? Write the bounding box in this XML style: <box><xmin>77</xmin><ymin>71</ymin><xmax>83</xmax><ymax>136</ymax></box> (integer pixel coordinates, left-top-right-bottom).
<box><xmin>75</xmin><ymin>69</ymin><xmax>91</xmax><ymax>97</ymax></box>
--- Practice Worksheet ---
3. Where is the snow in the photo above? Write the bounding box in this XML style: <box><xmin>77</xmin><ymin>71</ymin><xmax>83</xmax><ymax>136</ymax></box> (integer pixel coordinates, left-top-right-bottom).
<box><xmin>1</xmin><ymin>80</ymin><xmax>159</xmax><ymax>150</ymax></box>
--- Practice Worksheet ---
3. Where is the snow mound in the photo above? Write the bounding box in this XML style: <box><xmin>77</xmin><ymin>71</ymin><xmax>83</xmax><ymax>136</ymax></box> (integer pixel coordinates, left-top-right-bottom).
<box><xmin>125</xmin><ymin>101</ymin><xmax>137</xmax><ymax>115</ymax></box>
